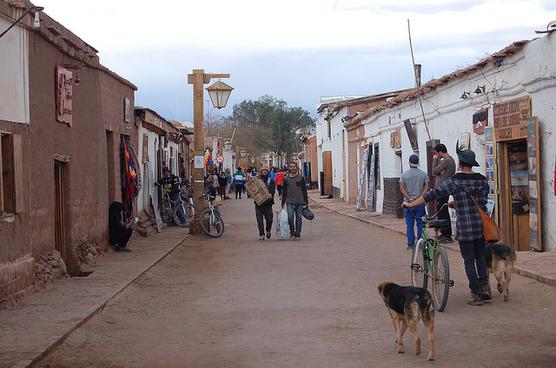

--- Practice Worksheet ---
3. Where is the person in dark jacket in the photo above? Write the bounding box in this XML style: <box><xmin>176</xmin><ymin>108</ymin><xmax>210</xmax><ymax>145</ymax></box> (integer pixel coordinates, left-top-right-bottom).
<box><xmin>108</xmin><ymin>201</ymin><xmax>134</xmax><ymax>252</ymax></box>
<box><xmin>281</xmin><ymin>161</ymin><xmax>309</xmax><ymax>240</ymax></box>
<box><xmin>254</xmin><ymin>167</ymin><xmax>276</xmax><ymax>240</ymax></box>
<box><xmin>404</xmin><ymin>149</ymin><xmax>491</xmax><ymax>306</ymax></box>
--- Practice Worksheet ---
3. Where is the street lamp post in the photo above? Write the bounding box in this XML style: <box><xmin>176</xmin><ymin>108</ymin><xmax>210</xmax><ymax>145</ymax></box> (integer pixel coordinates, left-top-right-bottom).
<box><xmin>187</xmin><ymin>69</ymin><xmax>232</xmax><ymax>234</ymax></box>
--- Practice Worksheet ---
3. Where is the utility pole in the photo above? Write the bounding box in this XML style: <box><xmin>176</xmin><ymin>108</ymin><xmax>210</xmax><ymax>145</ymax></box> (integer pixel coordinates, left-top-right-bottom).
<box><xmin>187</xmin><ymin>69</ymin><xmax>231</xmax><ymax>234</ymax></box>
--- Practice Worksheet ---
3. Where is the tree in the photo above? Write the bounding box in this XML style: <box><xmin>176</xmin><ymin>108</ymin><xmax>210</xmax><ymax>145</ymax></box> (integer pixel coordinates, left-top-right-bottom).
<box><xmin>228</xmin><ymin>95</ymin><xmax>315</xmax><ymax>158</ymax></box>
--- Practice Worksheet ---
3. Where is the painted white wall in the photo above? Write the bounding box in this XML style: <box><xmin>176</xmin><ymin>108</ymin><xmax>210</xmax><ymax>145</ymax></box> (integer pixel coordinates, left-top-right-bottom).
<box><xmin>360</xmin><ymin>35</ymin><xmax>556</xmax><ymax>250</ymax></box>
<box><xmin>315</xmin><ymin>106</ymin><xmax>348</xmax><ymax>198</ymax></box>
<box><xmin>0</xmin><ymin>16</ymin><xmax>29</xmax><ymax>124</ymax></box>
<box><xmin>137</xmin><ymin>127</ymin><xmax>160</xmax><ymax>212</ymax></box>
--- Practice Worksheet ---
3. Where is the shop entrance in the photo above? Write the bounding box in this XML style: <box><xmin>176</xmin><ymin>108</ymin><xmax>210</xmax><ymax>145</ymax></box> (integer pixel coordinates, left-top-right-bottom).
<box><xmin>497</xmin><ymin>139</ymin><xmax>530</xmax><ymax>251</ymax></box>
<box><xmin>322</xmin><ymin>151</ymin><xmax>333</xmax><ymax>197</ymax></box>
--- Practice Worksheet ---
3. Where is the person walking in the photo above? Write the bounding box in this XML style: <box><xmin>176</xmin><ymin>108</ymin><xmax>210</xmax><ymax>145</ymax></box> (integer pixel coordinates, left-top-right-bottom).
<box><xmin>281</xmin><ymin>162</ymin><xmax>309</xmax><ymax>240</ymax></box>
<box><xmin>403</xmin><ymin>149</ymin><xmax>491</xmax><ymax>306</ymax></box>
<box><xmin>275</xmin><ymin>169</ymin><xmax>285</xmax><ymax>198</ymax></box>
<box><xmin>399</xmin><ymin>154</ymin><xmax>430</xmax><ymax>250</ymax></box>
<box><xmin>233</xmin><ymin>167</ymin><xmax>246</xmax><ymax>199</ymax></box>
<box><xmin>218</xmin><ymin>171</ymin><xmax>228</xmax><ymax>200</ymax></box>
<box><xmin>254</xmin><ymin>167</ymin><xmax>275</xmax><ymax>240</ymax></box>
<box><xmin>432</xmin><ymin>143</ymin><xmax>456</xmax><ymax>243</ymax></box>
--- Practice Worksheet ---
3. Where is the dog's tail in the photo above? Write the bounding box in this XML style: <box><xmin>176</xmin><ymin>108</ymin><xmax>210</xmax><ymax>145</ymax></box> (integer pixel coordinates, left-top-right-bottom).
<box><xmin>420</xmin><ymin>291</ymin><xmax>435</xmax><ymax>322</ymax></box>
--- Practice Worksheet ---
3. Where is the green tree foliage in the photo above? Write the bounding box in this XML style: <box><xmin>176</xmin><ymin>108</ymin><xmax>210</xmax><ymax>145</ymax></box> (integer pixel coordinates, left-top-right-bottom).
<box><xmin>227</xmin><ymin>95</ymin><xmax>315</xmax><ymax>157</ymax></box>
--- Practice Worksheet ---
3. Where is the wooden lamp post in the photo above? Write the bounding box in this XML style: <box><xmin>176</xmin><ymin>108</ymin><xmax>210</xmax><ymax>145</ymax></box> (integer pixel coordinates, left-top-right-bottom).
<box><xmin>187</xmin><ymin>69</ymin><xmax>232</xmax><ymax>234</ymax></box>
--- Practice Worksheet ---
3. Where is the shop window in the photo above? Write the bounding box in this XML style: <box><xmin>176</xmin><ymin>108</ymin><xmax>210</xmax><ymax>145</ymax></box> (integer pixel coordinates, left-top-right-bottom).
<box><xmin>0</xmin><ymin>133</ymin><xmax>24</xmax><ymax>215</ymax></box>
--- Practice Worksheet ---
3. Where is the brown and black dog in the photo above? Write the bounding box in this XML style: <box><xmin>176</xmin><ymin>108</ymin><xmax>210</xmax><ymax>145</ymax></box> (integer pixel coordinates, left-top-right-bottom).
<box><xmin>485</xmin><ymin>243</ymin><xmax>516</xmax><ymax>302</ymax></box>
<box><xmin>377</xmin><ymin>281</ymin><xmax>435</xmax><ymax>361</ymax></box>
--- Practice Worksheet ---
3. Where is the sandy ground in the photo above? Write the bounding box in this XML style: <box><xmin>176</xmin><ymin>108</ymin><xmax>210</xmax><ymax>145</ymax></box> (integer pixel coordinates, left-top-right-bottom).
<box><xmin>36</xmin><ymin>198</ymin><xmax>556</xmax><ymax>368</ymax></box>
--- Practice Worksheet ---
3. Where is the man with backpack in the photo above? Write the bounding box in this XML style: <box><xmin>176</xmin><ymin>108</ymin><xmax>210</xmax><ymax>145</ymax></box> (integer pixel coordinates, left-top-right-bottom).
<box><xmin>281</xmin><ymin>162</ymin><xmax>309</xmax><ymax>240</ymax></box>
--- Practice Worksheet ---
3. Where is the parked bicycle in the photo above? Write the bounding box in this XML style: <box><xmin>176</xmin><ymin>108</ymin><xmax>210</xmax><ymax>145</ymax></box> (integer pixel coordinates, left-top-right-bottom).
<box><xmin>199</xmin><ymin>191</ymin><xmax>224</xmax><ymax>238</ymax></box>
<box><xmin>406</xmin><ymin>203</ymin><xmax>454</xmax><ymax>312</ymax></box>
<box><xmin>180</xmin><ymin>182</ymin><xmax>195</xmax><ymax>219</ymax></box>
<box><xmin>160</xmin><ymin>188</ymin><xmax>187</xmax><ymax>227</ymax></box>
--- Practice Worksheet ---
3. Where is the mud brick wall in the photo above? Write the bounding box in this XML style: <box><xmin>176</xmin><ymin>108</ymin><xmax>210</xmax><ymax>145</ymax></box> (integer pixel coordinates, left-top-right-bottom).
<box><xmin>0</xmin><ymin>255</ymin><xmax>34</xmax><ymax>303</ymax></box>
<box><xmin>382</xmin><ymin>177</ymin><xmax>404</xmax><ymax>218</ymax></box>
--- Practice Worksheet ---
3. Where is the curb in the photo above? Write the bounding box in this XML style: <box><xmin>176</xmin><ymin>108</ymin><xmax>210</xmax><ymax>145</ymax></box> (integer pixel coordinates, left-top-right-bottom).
<box><xmin>24</xmin><ymin>234</ymin><xmax>190</xmax><ymax>368</ymax></box>
<box><xmin>311</xmin><ymin>197</ymin><xmax>556</xmax><ymax>289</ymax></box>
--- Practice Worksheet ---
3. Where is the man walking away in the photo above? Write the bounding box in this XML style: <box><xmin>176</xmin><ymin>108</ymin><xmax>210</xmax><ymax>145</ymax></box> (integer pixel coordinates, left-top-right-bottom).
<box><xmin>255</xmin><ymin>167</ymin><xmax>275</xmax><ymax>240</ymax></box>
<box><xmin>399</xmin><ymin>154</ymin><xmax>429</xmax><ymax>250</ymax></box>
<box><xmin>218</xmin><ymin>172</ymin><xmax>228</xmax><ymax>200</ymax></box>
<box><xmin>281</xmin><ymin>162</ymin><xmax>309</xmax><ymax>240</ymax></box>
<box><xmin>432</xmin><ymin>143</ymin><xmax>456</xmax><ymax>243</ymax></box>
<box><xmin>403</xmin><ymin>149</ymin><xmax>491</xmax><ymax>306</ymax></box>
<box><xmin>233</xmin><ymin>167</ymin><xmax>246</xmax><ymax>199</ymax></box>
<box><xmin>275</xmin><ymin>169</ymin><xmax>285</xmax><ymax>198</ymax></box>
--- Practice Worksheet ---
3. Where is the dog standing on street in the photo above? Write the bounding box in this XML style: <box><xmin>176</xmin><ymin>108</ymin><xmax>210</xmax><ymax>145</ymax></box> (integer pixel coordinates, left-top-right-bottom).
<box><xmin>485</xmin><ymin>243</ymin><xmax>516</xmax><ymax>302</ymax></box>
<box><xmin>377</xmin><ymin>281</ymin><xmax>435</xmax><ymax>361</ymax></box>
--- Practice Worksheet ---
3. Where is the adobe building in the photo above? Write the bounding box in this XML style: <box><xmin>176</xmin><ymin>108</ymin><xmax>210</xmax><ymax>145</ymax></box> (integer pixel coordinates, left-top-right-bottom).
<box><xmin>0</xmin><ymin>0</ymin><xmax>138</xmax><ymax>302</ymax></box>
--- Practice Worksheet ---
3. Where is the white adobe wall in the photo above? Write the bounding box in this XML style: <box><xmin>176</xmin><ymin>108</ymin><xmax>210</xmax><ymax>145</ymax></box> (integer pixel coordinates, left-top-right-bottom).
<box><xmin>362</xmin><ymin>34</ymin><xmax>556</xmax><ymax>250</ymax></box>
<box><xmin>137</xmin><ymin>128</ymin><xmax>160</xmax><ymax>212</ymax></box>
<box><xmin>0</xmin><ymin>16</ymin><xmax>29</xmax><ymax>124</ymax></box>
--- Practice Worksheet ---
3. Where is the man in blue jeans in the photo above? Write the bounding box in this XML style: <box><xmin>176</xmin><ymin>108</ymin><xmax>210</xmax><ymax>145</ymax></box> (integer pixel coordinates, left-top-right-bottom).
<box><xmin>399</xmin><ymin>154</ymin><xmax>429</xmax><ymax>250</ymax></box>
<box><xmin>281</xmin><ymin>162</ymin><xmax>309</xmax><ymax>240</ymax></box>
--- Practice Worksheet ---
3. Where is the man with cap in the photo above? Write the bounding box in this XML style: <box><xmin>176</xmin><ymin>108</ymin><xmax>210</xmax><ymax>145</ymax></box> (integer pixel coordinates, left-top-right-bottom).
<box><xmin>399</xmin><ymin>154</ymin><xmax>430</xmax><ymax>251</ymax></box>
<box><xmin>255</xmin><ymin>167</ymin><xmax>275</xmax><ymax>240</ymax></box>
<box><xmin>432</xmin><ymin>143</ymin><xmax>456</xmax><ymax>243</ymax></box>
<box><xmin>403</xmin><ymin>149</ymin><xmax>491</xmax><ymax>306</ymax></box>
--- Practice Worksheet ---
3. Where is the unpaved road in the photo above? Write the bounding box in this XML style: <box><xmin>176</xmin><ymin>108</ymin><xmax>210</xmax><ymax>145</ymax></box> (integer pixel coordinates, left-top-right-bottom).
<box><xmin>37</xmin><ymin>198</ymin><xmax>556</xmax><ymax>368</ymax></box>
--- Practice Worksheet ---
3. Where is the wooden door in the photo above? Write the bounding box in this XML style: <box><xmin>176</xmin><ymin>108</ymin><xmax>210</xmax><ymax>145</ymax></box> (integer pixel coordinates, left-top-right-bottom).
<box><xmin>323</xmin><ymin>151</ymin><xmax>333</xmax><ymax>196</ymax></box>
<box><xmin>54</xmin><ymin>161</ymin><xmax>67</xmax><ymax>261</ymax></box>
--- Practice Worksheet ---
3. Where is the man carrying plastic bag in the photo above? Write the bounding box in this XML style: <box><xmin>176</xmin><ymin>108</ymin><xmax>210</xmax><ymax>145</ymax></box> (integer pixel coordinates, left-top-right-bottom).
<box><xmin>276</xmin><ymin>208</ymin><xmax>290</xmax><ymax>239</ymax></box>
<box><xmin>281</xmin><ymin>161</ymin><xmax>309</xmax><ymax>240</ymax></box>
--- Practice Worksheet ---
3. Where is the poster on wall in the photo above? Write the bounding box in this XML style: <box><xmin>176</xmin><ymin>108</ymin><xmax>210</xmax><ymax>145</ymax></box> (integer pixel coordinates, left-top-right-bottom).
<box><xmin>472</xmin><ymin>108</ymin><xmax>488</xmax><ymax>135</ymax></box>
<box><xmin>527</xmin><ymin>117</ymin><xmax>542</xmax><ymax>251</ymax></box>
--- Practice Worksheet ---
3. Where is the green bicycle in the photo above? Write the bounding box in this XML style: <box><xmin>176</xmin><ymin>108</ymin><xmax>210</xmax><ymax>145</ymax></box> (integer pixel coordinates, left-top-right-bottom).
<box><xmin>408</xmin><ymin>204</ymin><xmax>454</xmax><ymax>312</ymax></box>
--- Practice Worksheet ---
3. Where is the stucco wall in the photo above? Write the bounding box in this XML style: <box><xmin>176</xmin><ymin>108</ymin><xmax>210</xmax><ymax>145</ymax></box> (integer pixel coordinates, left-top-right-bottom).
<box><xmin>361</xmin><ymin>34</ymin><xmax>556</xmax><ymax>251</ymax></box>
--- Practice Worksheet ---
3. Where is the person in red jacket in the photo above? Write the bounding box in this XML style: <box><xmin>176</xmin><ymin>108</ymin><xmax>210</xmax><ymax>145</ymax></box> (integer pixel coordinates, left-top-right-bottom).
<box><xmin>274</xmin><ymin>169</ymin><xmax>285</xmax><ymax>198</ymax></box>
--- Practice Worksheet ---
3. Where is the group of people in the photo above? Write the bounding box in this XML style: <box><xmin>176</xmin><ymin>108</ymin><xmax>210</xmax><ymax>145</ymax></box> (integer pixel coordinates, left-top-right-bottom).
<box><xmin>241</xmin><ymin>162</ymin><xmax>309</xmax><ymax>241</ymax></box>
<box><xmin>401</xmin><ymin>144</ymin><xmax>491</xmax><ymax>306</ymax></box>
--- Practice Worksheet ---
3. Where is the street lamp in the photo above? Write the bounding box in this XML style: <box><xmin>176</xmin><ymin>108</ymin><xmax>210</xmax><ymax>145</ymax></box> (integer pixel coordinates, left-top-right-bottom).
<box><xmin>206</xmin><ymin>81</ymin><xmax>234</xmax><ymax>109</ymax></box>
<box><xmin>187</xmin><ymin>69</ymin><xmax>232</xmax><ymax>235</ymax></box>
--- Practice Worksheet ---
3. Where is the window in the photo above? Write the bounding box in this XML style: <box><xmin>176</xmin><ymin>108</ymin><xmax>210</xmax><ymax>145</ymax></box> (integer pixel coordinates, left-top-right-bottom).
<box><xmin>327</xmin><ymin>120</ymin><xmax>331</xmax><ymax>139</ymax></box>
<box><xmin>0</xmin><ymin>133</ymin><xmax>23</xmax><ymax>215</ymax></box>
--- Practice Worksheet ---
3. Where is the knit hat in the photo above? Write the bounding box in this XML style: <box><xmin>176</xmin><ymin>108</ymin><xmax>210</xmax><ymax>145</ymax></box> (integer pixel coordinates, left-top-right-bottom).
<box><xmin>409</xmin><ymin>154</ymin><xmax>420</xmax><ymax>168</ymax></box>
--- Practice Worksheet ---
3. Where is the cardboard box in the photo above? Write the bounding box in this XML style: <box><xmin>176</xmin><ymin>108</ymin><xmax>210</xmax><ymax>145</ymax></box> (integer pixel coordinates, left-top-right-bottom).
<box><xmin>245</xmin><ymin>177</ymin><xmax>272</xmax><ymax>206</ymax></box>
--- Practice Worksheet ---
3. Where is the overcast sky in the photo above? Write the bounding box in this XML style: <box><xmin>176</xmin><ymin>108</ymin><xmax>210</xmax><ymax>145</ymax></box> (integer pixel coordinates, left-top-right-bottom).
<box><xmin>43</xmin><ymin>0</ymin><xmax>556</xmax><ymax>120</ymax></box>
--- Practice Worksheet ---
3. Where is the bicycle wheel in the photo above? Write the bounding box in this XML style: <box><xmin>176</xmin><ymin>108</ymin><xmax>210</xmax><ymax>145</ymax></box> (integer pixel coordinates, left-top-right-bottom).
<box><xmin>200</xmin><ymin>210</ymin><xmax>225</xmax><ymax>238</ymax></box>
<box><xmin>431</xmin><ymin>245</ymin><xmax>450</xmax><ymax>312</ymax></box>
<box><xmin>411</xmin><ymin>239</ymin><xmax>428</xmax><ymax>289</ymax></box>
<box><xmin>172</xmin><ymin>204</ymin><xmax>187</xmax><ymax>227</ymax></box>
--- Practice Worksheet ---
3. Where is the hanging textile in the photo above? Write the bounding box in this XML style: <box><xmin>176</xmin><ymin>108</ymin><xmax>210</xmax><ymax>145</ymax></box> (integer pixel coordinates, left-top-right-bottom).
<box><xmin>120</xmin><ymin>137</ymin><xmax>140</xmax><ymax>216</ymax></box>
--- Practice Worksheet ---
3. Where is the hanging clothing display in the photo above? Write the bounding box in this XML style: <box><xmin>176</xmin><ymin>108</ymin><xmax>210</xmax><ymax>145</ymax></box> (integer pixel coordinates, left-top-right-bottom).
<box><xmin>120</xmin><ymin>136</ymin><xmax>141</xmax><ymax>216</ymax></box>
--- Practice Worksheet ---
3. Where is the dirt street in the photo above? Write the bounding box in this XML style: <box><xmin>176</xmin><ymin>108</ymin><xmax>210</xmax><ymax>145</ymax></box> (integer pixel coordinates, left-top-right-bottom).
<box><xmin>36</xmin><ymin>198</ymin><xmax>556</xmax><ymax>368</ymax></box>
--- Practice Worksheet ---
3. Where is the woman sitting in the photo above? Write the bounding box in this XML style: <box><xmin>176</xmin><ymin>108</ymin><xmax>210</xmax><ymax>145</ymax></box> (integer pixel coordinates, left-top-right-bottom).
<box><xmin>108</xmin><ymin>201</ymin><xmax>134</xmax><ymax>252</ymax></box>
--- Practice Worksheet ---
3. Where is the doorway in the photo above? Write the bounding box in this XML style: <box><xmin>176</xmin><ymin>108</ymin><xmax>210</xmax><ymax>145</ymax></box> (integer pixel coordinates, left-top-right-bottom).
<box><xmin>498</xmin><ymin>139</ymin><xmax>530</xmax><ymax>251</ymax></box>
<box><xmin>322</xmin><ymin>151</ymin><xmax>333</xmax><ymax>197</ymax></box>
<box><xmin>54</xmin><ymin>160</ymin><xmax>68</xmax><ymax>262</ymax></box>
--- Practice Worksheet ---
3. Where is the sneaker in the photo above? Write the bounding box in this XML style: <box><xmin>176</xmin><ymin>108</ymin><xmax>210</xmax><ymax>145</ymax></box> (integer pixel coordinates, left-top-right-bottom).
<box><xmin>259</xmin><ymin>235</ymin><xmax>265</xmax><ymax>241</ymax></box>
<box><xmin>480</xmin><ymin>293</ymin><xmax>492</xmax><ymax>303</ymax></box>
<box><xmin>295</xmin><ymin>235</ymin><xmax>300</xmax><ymax>240</ymax></box>
<box><xmin>467</xmin><ymin>293</ymin><xmax>484</xmax><ymax>306</ymax></box>
<box><xmin>290</xmin><ymin>235</ymin><xmax>297</xmax><ymax>240</ymax></box>
<box><xmin>266</xmin><ymin>232</ymin><xmax>271</xmax><ymax>239</ymax></box>
<box><xmin>406</xmin><ymin>246</ymin><xmax>413</xmax><ymax>251</ymax></box>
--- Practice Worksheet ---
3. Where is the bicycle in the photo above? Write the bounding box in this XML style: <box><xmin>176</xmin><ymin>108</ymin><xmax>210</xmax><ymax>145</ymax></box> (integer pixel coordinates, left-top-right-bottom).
<box><xmin>160</xmin><ymin>189</ymin><xmax>187</xmax><ymax>228</ymax></box>
<box><xmin>199</xmin><ymin>191</ymin><xmax>224</xmax><ymax>238</ymax></box>
<box><xmin>406</xmin><ymin>203</ymin><xmax>454</xmax><ymax>312</ymax></box>
<box><xmin>180</xmin><ymin>183</ymin><xmax>195</xmax><ymax>219</ymax></box>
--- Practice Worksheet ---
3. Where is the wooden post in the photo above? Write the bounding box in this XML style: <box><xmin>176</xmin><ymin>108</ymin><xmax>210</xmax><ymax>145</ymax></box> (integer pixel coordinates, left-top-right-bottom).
<box><xmin>187</xmin><ymin>70</ymin><xmax>230</xmax><ymax>234</ymax></box>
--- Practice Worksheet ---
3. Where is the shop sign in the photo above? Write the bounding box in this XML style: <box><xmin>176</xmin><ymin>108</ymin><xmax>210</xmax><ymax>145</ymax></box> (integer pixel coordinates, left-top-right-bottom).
<box><xmin>493</xmin><ymin>96</ymin><xmax>531</xmax><ymax>141</ymax></box>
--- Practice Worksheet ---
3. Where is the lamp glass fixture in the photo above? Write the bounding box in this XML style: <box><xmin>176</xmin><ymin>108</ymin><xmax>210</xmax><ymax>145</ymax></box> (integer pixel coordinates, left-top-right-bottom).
<box><xmin>206</xmin><ymin>80</ymin><xmax>234</xmax><ymax>109</ymax></box>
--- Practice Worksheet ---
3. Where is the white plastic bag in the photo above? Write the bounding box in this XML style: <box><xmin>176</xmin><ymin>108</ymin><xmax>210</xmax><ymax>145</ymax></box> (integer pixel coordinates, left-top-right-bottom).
<box><xmin>276</xmin><ymin>209</ymin><xmax>290</xmax><ymax>239</ymax></box>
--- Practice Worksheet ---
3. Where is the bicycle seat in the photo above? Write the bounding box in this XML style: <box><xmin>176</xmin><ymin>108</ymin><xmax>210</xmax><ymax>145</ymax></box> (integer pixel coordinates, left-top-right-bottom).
<box><xmin>428</xmin><ymin>219</ymin><xmax>449</xmax><ymax>229</ymax></box>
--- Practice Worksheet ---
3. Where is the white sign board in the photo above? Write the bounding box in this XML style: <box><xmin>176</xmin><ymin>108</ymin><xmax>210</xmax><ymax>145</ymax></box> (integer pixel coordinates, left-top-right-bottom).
<box><xmin>194</xmin><ymin>155</ymin><xmax>205</xmax><ymax>169</ymax></box>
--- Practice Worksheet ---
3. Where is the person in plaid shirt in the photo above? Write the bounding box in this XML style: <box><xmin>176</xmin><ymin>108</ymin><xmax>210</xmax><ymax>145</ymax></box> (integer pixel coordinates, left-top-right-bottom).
<box><xmin>403</xmin><ymin>149</ymin><xmax>491</xmax><ymax>306</ymax></box>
